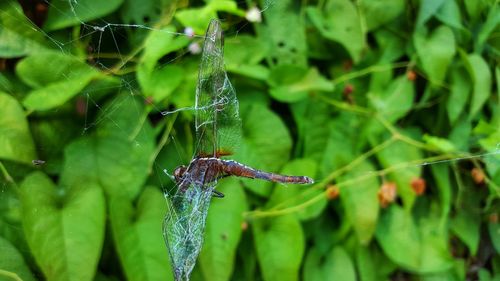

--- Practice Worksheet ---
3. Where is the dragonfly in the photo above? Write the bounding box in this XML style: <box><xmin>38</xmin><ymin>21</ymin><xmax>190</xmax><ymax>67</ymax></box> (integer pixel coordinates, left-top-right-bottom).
<box><xmin>163</xmin><ymin>19</ymin><xmax>314</xmax><ymax>281</ymax></box>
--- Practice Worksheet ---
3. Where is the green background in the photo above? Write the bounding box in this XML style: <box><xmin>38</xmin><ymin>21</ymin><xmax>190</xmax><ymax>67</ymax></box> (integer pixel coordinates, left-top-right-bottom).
<box><xmin>0</xmin><ymin>0</ymin><xmax>499</xmax><ymax>280</ymax></box>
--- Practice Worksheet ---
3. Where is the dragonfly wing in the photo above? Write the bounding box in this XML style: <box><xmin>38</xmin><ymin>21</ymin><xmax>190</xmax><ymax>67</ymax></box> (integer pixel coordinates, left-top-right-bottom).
<box><xmin>163</xmin><ymin>181</ymin><xmax>215</xmax><ymax>280</ymax></box>
<box><xmin>195</xmin><ymin>19</ymin><xmax>242</xmax><ymax>157</ymax></box>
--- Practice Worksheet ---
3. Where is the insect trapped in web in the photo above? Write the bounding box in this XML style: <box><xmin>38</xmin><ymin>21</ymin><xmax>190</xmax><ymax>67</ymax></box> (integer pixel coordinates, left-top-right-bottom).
<box><xmin>162</xmin><ymin>19</ymin><xmax>314</xmax><ymax>281</ymax></box>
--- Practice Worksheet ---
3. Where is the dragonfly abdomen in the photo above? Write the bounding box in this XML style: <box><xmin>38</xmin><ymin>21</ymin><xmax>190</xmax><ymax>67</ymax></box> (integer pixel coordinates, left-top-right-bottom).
<box><xmin>219</xmin><ymin>159</ymin><xmax>314</xmax><ymax>184</ymax></box>
<box><xmin>254</xmin><ymin>171</ymin><xmax>314</xmax><ymax>184</ymax></box>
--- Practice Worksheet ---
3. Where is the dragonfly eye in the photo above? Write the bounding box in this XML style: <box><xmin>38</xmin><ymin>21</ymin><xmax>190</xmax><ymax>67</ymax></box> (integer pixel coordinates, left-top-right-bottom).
<box><xmin>173</xmin><ymin>165</ymin><xmax>187</xmax><ymax>182</ymax></box>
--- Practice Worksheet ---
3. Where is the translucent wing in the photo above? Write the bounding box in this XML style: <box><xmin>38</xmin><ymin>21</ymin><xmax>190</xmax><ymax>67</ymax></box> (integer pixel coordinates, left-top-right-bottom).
<box><xmin>163</xmin><ymin>181</ymin><xmax>215</xmax><ymax>280</ymax></box>
<box><xmin>195</xmin><ymin>19</ymin><xmax>241</xmax><ymax>157</ymax></box>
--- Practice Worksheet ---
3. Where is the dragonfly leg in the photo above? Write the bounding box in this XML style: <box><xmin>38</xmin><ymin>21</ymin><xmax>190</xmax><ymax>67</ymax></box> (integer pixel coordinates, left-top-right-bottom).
<box><xmin>212</xmin><ymin>189</ymin><xmax>225</xmax><ymax>198</ymax></box>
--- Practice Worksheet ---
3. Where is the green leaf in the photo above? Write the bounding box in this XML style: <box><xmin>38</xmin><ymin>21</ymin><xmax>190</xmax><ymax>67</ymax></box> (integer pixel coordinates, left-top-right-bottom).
<box><xmin>137</xmin><ymin>64</ymin><xmax>184</xmax><ymax>102</ymax></box>
<box><xmin>360</xmin><ymin>0</ymin><xmax>405</xmax><ymax>31</ymax></box>
<box><xmin>265</xmin><ymin>159</ymin><xmax>322</xmax><ymax>221</ymax></box>
<box><xmin>303</xmin><ymin>246</ymin><xmax>356</xmax><ymax>281</ymax></box>
<box><xmin>253</xmin><ymin>215</ymin><xmax>304</xmax><ymax>281</ymax></box>
<box><xmin>324</xmin><ymin>113</ymin><xmax>363</xmax><ymax>175</ymax></box>
<box><xmin>256</xmin><ymin>0</ymin><xmax>308</xmax><ymax>66</ymax></box>
<box><xmin>268</xmin><ymin>66</ymin><xmax>333</xmax><ymax>102</ymax></box>
<box><xmin>225</xmin><ymin>35</ymin><xmax>268</xmax><ymax>66</ymax></box>
<box><xmin>476</xmin><ymin>5</ymin><xmax>500</xmax><ymax>53</ymax></box>
<box><xmin>175</xmin><ymin>2</ymin><xmax>244</xmax><ymax>34</ymax></box>
<box><xmin>462</xmin><ymin>54</ymin><xmax>492</xmax><ymax>117</ymax></box>
<box><xmin>0</xmin><ymin>92</ymin><xmax>36</xmax><ymax>164</ymax></box>
<box><xmin>199</xmin><ymin>178</ymin><xmax>247</xmax><ymax>281</ymax></box>
<box><xmin>436</xmin><ymin>0</ymin><xmax>464</xmax><ymax>30</ymax></box>
<box><xmin>0</xmin><ymin>236</ymin><xmax>36</xmax><ymax>281</ymax></box>
<box><xmin>361</xmin><ymin>244</ymin><xmax>399</xmax><ymax>280</ymax></box>
<box><xmin>109</xmin><ymin>186</ymin><xmax>172</xmax><ymax>281</ymax></box>
<box><xmin>356</xmin><ymin>245</ymin><xmax>393</xmax><ymax>281</ymax></box>
<box><xmin>420</xmin><ymin>262</ymin><xmax>467</xmax><ymax>281</ymax></box>
<box><xmin>450</xmin><ymin>210</ymin><xmax>480</xmax><ymax>255</ymax></box>
<box><xmin>339</xmin><ymin>161</ymin><xmax>379</xmax><ymax>244</ymax></box>
<box><xmin>23</xmin><ymin>74</ymin><xmax>96</xmax><ymax>111</ymax></box>
<box><xmin>16</xmin><ymin>51</ymin><xmax>100</xmax><ymax>87</ymax></box>
<box><xmin>449</xmin><ymin>116</ymin><xmax>472</xmax><ymax>150</ymax></box>
<box><xmin>478</xmin><ymin>269</ymin><xmax>493</xmax><ymax>281</ymax></box>
<box><xmin>355</xmin><ymin>246</ymin><xmax>376</xmax><ymax>281</ymax></box>
<box><xmin>474</xmin><ymin>121</ymin><xmax>500</xmax><ymax>172</ymax></box>
<box><xmin>373</xmin><ymin>29</ymin><xmax>406</xmax><ymax>63</ymax></box>
<box><xmin>28</xmin><ymin>118</ymin><xmax>79</xmax><ymax>174</ymax></box>
<box><xmin>423</xmin><ymin>134</ymin><xmax>457</xmax><ymax>153</ymax></box>
<box><xmin>20</xmin><ymin>171</ymin><xmax>105</xmax><ymax>281</ymax></box>
<box><xmin>447</xmin><ymin>67</ymin><xmax>471</xmax><ymax>124</ymax></box>
<box><xmin>119</xmin><ymin>0</ymin><xmax>168</xmax><ymax>27</ymax></box>
<box><xmin>60</xmin><ymin>95</ymin><xmax>155</xmax><ymax>199</ymax></box>
<box><xmin>16</xmin><ymin>52</ymin><xmax>102</xmax><ymax>111</ymax></box>
<box><xmin>374</xmin><ymin>130</ymin><xmax>423</xmax><ymax>210</ymax></box>
<box><xmin>497</xmin><ymin>66</ymin><xmax>500</xmax><ymax>99</ymax></box>
<box><xmin>44</xmin><ymin>0</ymin><xmax>124</xmax><ymax>31</ymax></box>
<box><xmin>464</xmin><ymin>0</ymin><xmax>491</xmax><ymax>20</ymax></box>
<box><xmin>368</xmin><ymin>75</ymin><xmax>415</xmax><ymax>123</ymax></box>
<box><xmin>376</xmin><ymin>205</ymin><xmax>454</xmax><ymax>273</ymax></box>
<box><xmin>430</xmin><ymin>164</ymin><xmax>452</xmax><ymax>230</ymax></box>
<box><xmin>293</xmin><ymin>101</ymin><xmax>334</xmax><ymax>175</ymax></box>
<box><xmin>416</xmin><ymin>0</ymin><xmax>446</xmax><ymax>27</ymax></box>
<box><xmin>169</xmin><ymin>58</ymin><xmax>198</xmax><ymax>110</ymax></box>
<box><xmin>140</xmin><ymin>27</ymin><xmax>190</xmax><ymax>72</ymax></box>
<box><xmin>306</xmin><ymin>0</ymin><xmax>365</xmax><ymax>63</ymax></box>
<box><xmin>414</xmin><ymin>25</ymin><xmax>456</xmax><ymax>85</ymax></box>
<box><xmin>489</xmin><ymin>221</ymin><xmax>500</xmax><ymax>253</ymax></box>
<box><xmin>227</xmin><ymin>64</ymin><xmax>270</xmax><ymax>81</ymax></box>
<box><xmin>0</xmin><ymin>0</ymin><xmax>51</xmax><ymax>57</ymax></box>
<box><xmin>174</xmin><ymin>8</ymin><xmax>215</xmax><ymax>35</ymax></box>
<box><xmin>234</xmin><ymin>104</ymin><xmax>292</xmax><ymax>197</ymax></box>
<box><xmin>225</xmin><ymin>35</ymin><xmax>270</xmax><ymax>80</ymax></box>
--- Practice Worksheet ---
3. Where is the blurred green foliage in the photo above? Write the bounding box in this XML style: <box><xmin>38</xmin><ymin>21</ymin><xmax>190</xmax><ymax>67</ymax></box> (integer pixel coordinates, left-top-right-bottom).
<box><xmin>0</xmin><ymin>0</ymin><xmax>499</xmax><ymax>281</ymax></box>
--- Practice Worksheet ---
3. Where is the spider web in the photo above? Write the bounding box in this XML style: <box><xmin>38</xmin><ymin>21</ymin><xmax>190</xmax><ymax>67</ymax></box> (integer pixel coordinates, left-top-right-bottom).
<box><xmin>1</xmin><ymin>1</ymin><xmax>271</xmax><ymax>280</ymax></box>
<box><xmin>0</xmin><ymin>0</ymin><xmax>499</xmax><ymax>280</ymax></box>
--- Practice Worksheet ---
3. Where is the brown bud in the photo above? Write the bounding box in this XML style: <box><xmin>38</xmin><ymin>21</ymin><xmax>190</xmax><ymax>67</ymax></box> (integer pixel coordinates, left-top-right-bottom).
<box><xmin>407</xmin><ymin>70</ymin><xmax>417</xmax><ymax>81</ymax></box>
<box><xmin>471</xmin><ymin>168</ymin><xmax>485</xmax><ymax>184</ymax></box>
<box><xmin>343</xmin><ymin>84</ymin><xmax>355</xmax><ymax>104</ymax></box>
<box><xmin>378</xmin><ymin>182</ymin><xmax>397</xmax><ymax>208</ymax></box>
<box><xmin>241</xmin><ymin>221</ymin><xmax>248</xmax><ymax>232</ymax></box>
<box><xmin>342</xmin><ymin>60</ymin><xmax>353</xmax><ymax>71</ymax></box>
<box><xmin>36</xmin><ymin>3</ymin><xmax>48</xmax><ymax>13</ymax></box>
<box><xmin>489</xmin><ymin>213</ymin><xmax>498</xmax><ymax>223</ymax></box>
<box><xmin>325</xmin><ymin>184</ymin><xmax>340</xmax><ymax>200</ymax></box>
<box><xmin>343</xmin><ymin>84</ymin><xmax>354</xmax><ymax>95</ymax></box>
<box><xmin>410</xmin><ymin>177</ymin><xmax>426</xmax><ymax>195</ymax></box>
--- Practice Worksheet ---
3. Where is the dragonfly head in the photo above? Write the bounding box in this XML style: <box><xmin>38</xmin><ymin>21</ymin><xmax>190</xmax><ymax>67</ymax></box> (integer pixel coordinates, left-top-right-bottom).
<box><xmin>173</xmin><ymin>165</ymin><xmax>187</xmax><ymax>183</ymax></box>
